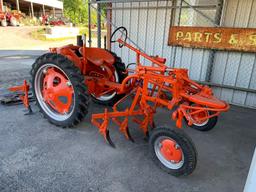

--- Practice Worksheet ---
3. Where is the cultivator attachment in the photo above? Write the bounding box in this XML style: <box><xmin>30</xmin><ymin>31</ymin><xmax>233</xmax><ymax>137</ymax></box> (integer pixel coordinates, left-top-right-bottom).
<box><xmin>91</xmin><ymin>36</ymin><xmax>229</xmax><ymax>147</ymax></box>
<box><xmin>92</xmin><ymin>108</ymin><xmax>137</xmax><ymax>147</ymax></box>
<box><xmin>91</xmin><ymin>88</ymin><xmax>156</xmax><ymax>147</ymax></box>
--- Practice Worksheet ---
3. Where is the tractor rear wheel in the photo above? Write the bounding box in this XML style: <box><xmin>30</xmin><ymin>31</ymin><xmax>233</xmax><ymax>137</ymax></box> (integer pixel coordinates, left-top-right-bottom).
<box><xmin>91</xmin><ymin>52</ymin><xmax>127</xmax><ymax>106</ymax></box>
<box><xmin>149</xmin><ymin>127</ymin><xmax>197</xmax><ymax>176</ymax></box>
<box><xmin>31</xmin><ymin>53</ymin><xmax>90</xmax><ymax>128</ymax></box>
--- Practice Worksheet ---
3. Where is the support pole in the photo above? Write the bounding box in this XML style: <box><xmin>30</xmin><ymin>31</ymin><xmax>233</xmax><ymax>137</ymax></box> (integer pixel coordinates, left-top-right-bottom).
<box><xmin>53</xmin><ymin>7</ymin><xmax>55</xmax><ymax>17</ymax></box>
<box><xmin>97</xmin><ymin>2</ymin><xmax>102</xmax><ymax>48</ymax></box>
<box><xmin>88</xmin><ymin>1</ymin><xmax>92</xmax><ymax>47</ymax></box>
<box><xmin>172</xmin><ymin>0</ymin><xmax>182</xmax><ymax>67</ymax></box>
<box><xmin>42</xmin><ymin>4</ymin><xmax>45</xmax><ymax>15</ymax></box>
<box><xmin>106</xmin><ymin>3</ymin><xmax>112</xmax><ymax>50</ymax></box>
<box><xmin>205</xmin><ymin>0</ymin><xmax>223</xmax><ymax>82</ymax></box>
<box><xmin>16</xmin><ymin>0</ymin><xmax>20</xmax><ymax>11</ymax></box>
<box><xmin>31</xmin><ymin>2</ymin><xmax>34</xmax><ymax>18</ymax></box>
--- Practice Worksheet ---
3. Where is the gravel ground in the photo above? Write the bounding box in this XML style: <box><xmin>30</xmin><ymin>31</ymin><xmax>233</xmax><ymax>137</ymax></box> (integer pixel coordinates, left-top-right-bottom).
<box><xmin>0</xmin><ymin>51</ymin><xmax>255</xmax><ymax>192</ymax></box>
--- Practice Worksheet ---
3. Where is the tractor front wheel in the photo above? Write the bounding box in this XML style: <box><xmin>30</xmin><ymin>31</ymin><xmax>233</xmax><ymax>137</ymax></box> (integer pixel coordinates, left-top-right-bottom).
<box><xmin>31</xmin><ymin>53</ymin><xmax>90</xmax><ymax>128</ymax></box>
<box><xmin>186</xmin><ymin>105</ymin><xmax>218</xmax><ymax>131</ymax></box>
<box><xmin>149</xmin><ymin>127</ymin><xmax>197</xmax><ymax>176</ymax></box>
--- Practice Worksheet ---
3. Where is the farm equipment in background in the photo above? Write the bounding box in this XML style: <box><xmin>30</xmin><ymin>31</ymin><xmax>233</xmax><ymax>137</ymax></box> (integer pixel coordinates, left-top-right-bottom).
<box><xmin>49</xmin><ymin>18</ymin><xmax>65</xmax><ymax>26</ymax></box>
<box><xmin>41</xmin><ymin>15</ymin><xmax>66</xmax><ymax>26</ymax></box>
<box><xmin>41</xmin><ymin>14</ymin><xmax>49</xmax><ymax>25</ymax></box>
<box><xmin>5</xmin><ymin>26</ymin><xmax>229</xmax><ymax>176</ymax></box>
<box><xmin>0</xmin><ymin>10</ymin><xmax>24</xmax><ymax>27</ymax></box>
<box><xmin>0</xmin><ymin>11</ymin><xmax>6</xmax><ymax>26</ymax></box>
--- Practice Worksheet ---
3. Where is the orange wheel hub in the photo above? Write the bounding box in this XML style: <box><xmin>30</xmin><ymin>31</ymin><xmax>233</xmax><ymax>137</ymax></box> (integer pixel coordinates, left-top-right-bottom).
<box><xmin>160</xmin><ymin>139</ymin><xmax>182</xmax><ymax>162</ymax></box>
<box><xmin>42</xmin><ymin>68</ymin><xmax>74</xmax><ymax>114</ymax></box>
<box><xmin>190</xmin><ymin>105</ymin><xmax>208</xmax><ymax>124</ymax></box>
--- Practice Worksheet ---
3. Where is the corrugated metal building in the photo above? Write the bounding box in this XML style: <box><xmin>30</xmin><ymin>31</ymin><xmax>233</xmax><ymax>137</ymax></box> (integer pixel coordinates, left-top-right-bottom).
<box><xmin>94</xmin><ymin>0</ymin><xmax>256</xmax><ymax>109</ymax></box>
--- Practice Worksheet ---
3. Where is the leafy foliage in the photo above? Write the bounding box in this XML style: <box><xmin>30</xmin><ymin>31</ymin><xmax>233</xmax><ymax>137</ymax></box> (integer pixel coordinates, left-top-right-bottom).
<box><xmin>63</xmin><ymin>0</ymin><xmax>103</xmax><ymax>26</ymax></box>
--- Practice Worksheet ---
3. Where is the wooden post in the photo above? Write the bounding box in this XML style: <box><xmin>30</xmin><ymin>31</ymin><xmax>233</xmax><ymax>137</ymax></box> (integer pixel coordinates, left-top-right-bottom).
<box><xmin>16</xmin><ymin>0</ymin><xmax>20</xmax><ymax>11</ymax></box>
<box><xmin>97</xmin><ymin>3</ymin><xmax>101</xmax><ymax>48</ymax></box>
<box><xmin>42</xmin><ymin>4</ymin><xmax>45</xmax><ymax>15</ymax></box>
<box><xmin>106</xmin><ymin>3</ymin><xmax>112</xmax><ymax>51</ymax></box>
<box><xmin>53</xmin><ymin>7</ymin><xmax>55</xmax><ymax>17</ymax></box>
<box><xmin>31</xmin><ymin>2</ymin><xmax>34</xmax><ymax>18</ymax></box>
<box><xmin>88</xmin><ymin>1</ymin><xmax>92</xmax><ymax>47</ymax></box>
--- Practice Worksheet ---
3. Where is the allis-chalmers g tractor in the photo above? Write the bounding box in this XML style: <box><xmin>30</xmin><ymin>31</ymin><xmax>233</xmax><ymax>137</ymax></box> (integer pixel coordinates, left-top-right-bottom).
<box><xmin>9</xmin><ymin>27</ymin><xmax>229</xmax><ymax>176</ymax></box>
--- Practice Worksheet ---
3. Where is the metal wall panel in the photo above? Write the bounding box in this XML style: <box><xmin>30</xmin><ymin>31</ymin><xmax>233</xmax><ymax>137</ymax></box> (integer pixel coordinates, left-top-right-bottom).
<box><xmin>110</xmin><ymin>0</ymin><xmax>256</xmax><ymax>108</ymax></box>
<box><xmin>112</xmin><ymin>1</ymin><xmax>174</xmax><ymax>66</ymax></box>
<box><xmin>211</xmin><ymin>0</ymin><xmax>256</xmax><ymax>108</ymax></box>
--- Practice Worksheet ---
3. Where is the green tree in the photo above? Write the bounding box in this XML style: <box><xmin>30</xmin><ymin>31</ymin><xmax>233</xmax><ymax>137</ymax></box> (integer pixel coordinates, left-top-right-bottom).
<box><xmin>63</xmin><ymin>0</ymin><xmax>102</xmax><ymax>26</ymax></box>
<box><xmin>63</xmin><ymin>0</ymin><xmax>87</xmax><ymax>25</ymax></box>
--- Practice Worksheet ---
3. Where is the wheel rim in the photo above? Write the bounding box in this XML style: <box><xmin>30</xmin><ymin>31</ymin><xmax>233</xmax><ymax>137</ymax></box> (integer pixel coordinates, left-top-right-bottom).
<box><xmin>154</xmin><ymin>136</ymin><xmax>184</xmax><ymax>169</ymax></box>
<box><xmin>92</xmin><ymin>70</ymin><xmax>119</xmax><ymax>101</ymax></box>
<box><xmin>34</xmin><ymin>64</ymin><xmax>75</xmax><ymax>121</ymax></box>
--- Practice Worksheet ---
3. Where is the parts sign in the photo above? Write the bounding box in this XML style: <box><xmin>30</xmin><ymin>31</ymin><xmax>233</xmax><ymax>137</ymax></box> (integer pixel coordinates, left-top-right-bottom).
<box><xmin>168</xmin><ymin>26</ymin><xmax>256</xmax><ymax>53</ymax></box>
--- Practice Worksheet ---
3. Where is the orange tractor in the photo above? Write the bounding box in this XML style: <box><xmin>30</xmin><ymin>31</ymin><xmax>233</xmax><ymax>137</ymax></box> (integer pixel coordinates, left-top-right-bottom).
<box><xmin>9</xmin><ymin>27</ymin><xmax>229</xmax><ymax>176</ymax></box>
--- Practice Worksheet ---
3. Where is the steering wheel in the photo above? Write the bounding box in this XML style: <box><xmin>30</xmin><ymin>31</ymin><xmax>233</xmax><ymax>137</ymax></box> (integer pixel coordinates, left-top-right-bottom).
<box><xmin>110</xmin><ymin>26</ymin><xmax>128</xmax><ymax>48</ymax></box>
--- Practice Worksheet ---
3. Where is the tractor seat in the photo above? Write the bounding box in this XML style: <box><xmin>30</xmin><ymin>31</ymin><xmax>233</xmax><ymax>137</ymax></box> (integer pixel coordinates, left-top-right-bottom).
<box><xmin>79</xmin><ymin>47</ymin><xmax>115</xmax><ymax>66</ymax></box>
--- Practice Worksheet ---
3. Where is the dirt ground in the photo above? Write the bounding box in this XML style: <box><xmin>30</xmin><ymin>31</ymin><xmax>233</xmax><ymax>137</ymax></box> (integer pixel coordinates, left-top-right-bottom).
<box><xmin>0</xmin><ymin>26</ymin><xmax>97</xmax><ymax>50</ymax></box>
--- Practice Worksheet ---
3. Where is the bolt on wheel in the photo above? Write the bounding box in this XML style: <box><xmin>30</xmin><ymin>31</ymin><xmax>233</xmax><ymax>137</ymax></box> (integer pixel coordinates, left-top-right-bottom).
<box><xmin>35</xmin><ymin>64</ymin><xmax>75</xmax><ymax>121</ymax></box>
<box><xmin>149</xmin><ymin>127</ymin><xmax>197</xmax><ymax>176</ymax></box>
<box><xmin>186</xmin><ymin>104</ymin><xmax>218</xmax><ymax>131</ymax></box>
<box><xmin>31</xmin><ymin>53</ymin><xmax>89</xmax><ymax>127</ymax></box>
<box><xmin>154</xmin><ymin>137</ymin><xmax>184</xmax><ymax>170</ymax></box>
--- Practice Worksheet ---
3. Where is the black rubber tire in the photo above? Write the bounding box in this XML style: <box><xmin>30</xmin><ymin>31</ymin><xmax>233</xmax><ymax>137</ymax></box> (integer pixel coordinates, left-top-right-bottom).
<box><xmin>187</xmin><ymin>112</ymin><xmax>218</xmax><ymax>132</ymax></box>
<box><xmin>91</xmin><ymin>52</ymin><xmax>127</xmax><ymax>106</ymax></box>
<box><xmin>30</xmin><ymin>53</ymin><xmax>90</xmax><ymax>128</ymax></box>
<box><xmin>149</xmin><ymin>127</ymin><xmax>197</xmax><ymax>176</ymax></box>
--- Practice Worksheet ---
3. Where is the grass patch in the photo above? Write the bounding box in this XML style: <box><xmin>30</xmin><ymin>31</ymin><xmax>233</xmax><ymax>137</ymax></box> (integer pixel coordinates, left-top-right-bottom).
<box><xmin>30</xmin><ymin>27</ymin><xmax>107</xmax><ymax>41</ymax></box>
<box><xmin>30</xmin><ymin>28</ymin><xmax>46</xmax><ymax>41</ymax></box>
<box><xmin>79</xmin><ymin>27</ymin><xmax>107</xmax><ymax>37</ymax></box>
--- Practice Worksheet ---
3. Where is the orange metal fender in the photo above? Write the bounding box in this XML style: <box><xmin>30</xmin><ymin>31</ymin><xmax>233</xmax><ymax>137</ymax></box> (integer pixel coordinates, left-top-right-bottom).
<box><xmin>50</xmin><ymin>45</ymin><xmax>83</xmax><ymax>71</ymax></box>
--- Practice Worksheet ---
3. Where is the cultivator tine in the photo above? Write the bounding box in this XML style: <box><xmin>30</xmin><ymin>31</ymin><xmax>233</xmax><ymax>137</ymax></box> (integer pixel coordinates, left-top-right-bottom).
<box><xmin>24</xmin><ymin>105</ymin><xmax>33</xmax><ymax>115</ymax></box>
<box><xmin>144</xmin><ymin>131</ymin><xmax>149</xmax><ymax>142</ymax></box>
<box><xmin>106</xmin><ymin>130</ymin><xmax>116</xmax><ymax>148</ymax></box>
<box><xmin>125</xmin><ymin>127</ymin><xmax>135</xmax><ymax>143</ymax></box>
